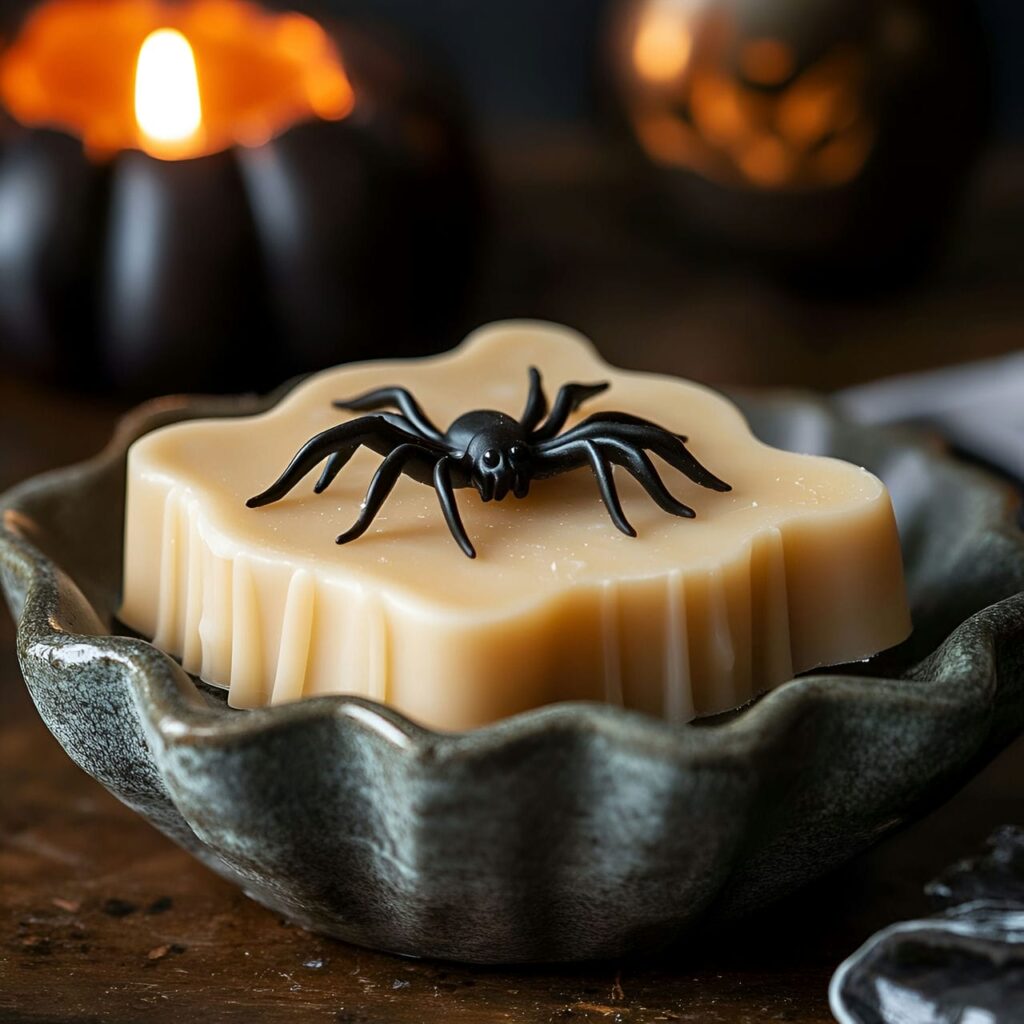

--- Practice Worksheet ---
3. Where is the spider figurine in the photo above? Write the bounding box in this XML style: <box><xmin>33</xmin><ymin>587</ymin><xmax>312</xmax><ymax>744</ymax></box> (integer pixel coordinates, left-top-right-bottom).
<box><xmin>247</xmin><ymin>368</ymin><xmax>731</xmax><ymax>558</ymax></box>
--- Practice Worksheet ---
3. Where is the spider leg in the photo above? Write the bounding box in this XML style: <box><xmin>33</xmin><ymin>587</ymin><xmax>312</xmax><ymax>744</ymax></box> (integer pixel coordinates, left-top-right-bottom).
<box><xmin>519</xmin><ymin>367</ymin><xmax>549</xmax><ymax>434</ymax></box>
<box><xmin>313</xmin><ymin>417</ymin><xmax>446</xmax><ymax>493</ymax></box>
<box><xmin>594</xmin><ymin>439</ymin><xmax>696</xmax><ymax>519</ymax></box>
<box><xmin>433</xmin><ymin>457</ymin><xmax>476</xmax><ymax>558</ymax></box>
<box><xmin>336</xmin><ymin>443</ymin><xmax>425</xmax><ymax>545</ymax></box>
<box><xmin>314</xmin><ymin>450</ymin><xmax>353</xmax><ymax>494</ymax></box>
<box><xmin>332</xmin><ymin>387</ymin><xmax>443</xmax><ymax>441</ymax></box>
<box><xmin>247</xmin><ymin>416</ymin><xmax>432</xmax><ymax>508</ymax></box>
<box><xmin>316</xmin><ymin>416</ymin><xmax>442</xmax><ymax>493</ymax></box>
<box><xmin>531</xmin><ymin>380</ymin><xmax>610</xmax><ymax>442</ymax></box>
<box><xmin>539</xmin><ymin>421</ymin><xmax>730</xmax><ymax>492</ymax></box>
<box><xmin>577</xmin><ymin>411</ymin><xmax>687</xmax><ymax>443</ymax></box>
<box><xmin>532</xmin><ymin>441</ymin><xmax>636</xmax><ymax>536</ymax></box>
<box><xmin>580</xmin><ymin>441</ymin><xmax>636</xmax><ymax>536</ymax></box>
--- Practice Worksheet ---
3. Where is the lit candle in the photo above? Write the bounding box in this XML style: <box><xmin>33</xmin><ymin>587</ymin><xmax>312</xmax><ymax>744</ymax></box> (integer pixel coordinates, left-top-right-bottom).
<box><xmin>0</xmin><ymin>0</ymin><xmax>475</xmax><ymax>393</ymax></box>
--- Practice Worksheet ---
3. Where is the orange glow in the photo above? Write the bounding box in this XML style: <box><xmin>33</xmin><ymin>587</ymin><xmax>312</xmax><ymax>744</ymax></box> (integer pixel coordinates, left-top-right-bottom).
<box><xmin>776</xmin><ymin>50</ymin><xmax>862</xmax><ymax>149</ymax></box>
<box><xmin>814</xmin><ymin>125</ymin><xmax>874</xmax><ymax>185</ymax></box>
<box><xmin>0</xmin><ymin>0</ymin><xmax>355</xmax><ymax>160</ymax></box>
<box><xmin>633</xmin><ymin>3</ymin><xmax>692</xmax><ymax>83</ymax></box>
<box><xmin>623</xmin><ymin>2</ymin><xmax>876</xmax><ymax>194</ymax></box>
<box><xmin>690</xmin><ymin>71</ymin><xmax>750</xmax><ymax>146</ymax></box>
<box><xmin>736</xmin><ymin>134</ymin><xmax>793</xmax><ymax>188</ymax></box>
<box><xmin>739</xmin><ymin>39</ymin><xmax>794</xmax><ymax>86</ymax></box>
<box><xmin>634</xmin><ymin>110</ymin><xmax>722</xmax><ymax>181</ymax></box>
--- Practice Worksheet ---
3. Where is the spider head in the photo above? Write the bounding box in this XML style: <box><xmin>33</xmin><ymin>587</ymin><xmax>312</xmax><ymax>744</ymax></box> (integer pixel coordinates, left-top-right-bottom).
<box><xmin>472</xmin><ymin>442</ymin><xmax>531</xmax><ymax>502</ymax></box>
<box><xmin>453</xmin><ymin>412</ymin><xmax>532</xmax><ymax>502</ymax></box>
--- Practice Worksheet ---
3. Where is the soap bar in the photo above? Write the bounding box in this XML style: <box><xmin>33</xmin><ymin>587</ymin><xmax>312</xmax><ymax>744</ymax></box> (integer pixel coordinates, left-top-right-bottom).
<box><xmin>120</xmin><ymin>321</ymin><xmax>911</xmax><ymax>730</ymax></box>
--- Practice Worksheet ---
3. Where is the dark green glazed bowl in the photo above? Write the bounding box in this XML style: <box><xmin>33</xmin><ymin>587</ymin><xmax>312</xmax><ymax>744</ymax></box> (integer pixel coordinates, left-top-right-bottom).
<box><xmin>1</xmin><ymin>387</ymin><xmax>1022</xmax><ymax>964</ymax></box>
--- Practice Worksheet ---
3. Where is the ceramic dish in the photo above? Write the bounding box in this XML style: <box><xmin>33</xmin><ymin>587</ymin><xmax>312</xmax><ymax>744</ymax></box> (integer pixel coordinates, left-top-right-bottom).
<box><xmin>1</xmin><ymin>386</ymin><xmax>1022</xmax><ymax>963</ymax></box>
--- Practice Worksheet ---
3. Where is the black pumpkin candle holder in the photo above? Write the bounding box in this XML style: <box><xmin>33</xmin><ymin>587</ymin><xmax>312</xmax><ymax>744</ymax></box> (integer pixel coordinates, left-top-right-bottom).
<box><xmin>0</xmin><ymin>0</ymin><xmax>479</xmax><ymax>394</ymax></box>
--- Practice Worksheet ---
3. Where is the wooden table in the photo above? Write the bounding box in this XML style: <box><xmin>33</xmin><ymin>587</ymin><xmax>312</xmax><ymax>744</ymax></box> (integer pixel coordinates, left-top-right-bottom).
<box><xmin>1</xmin><ymin>143</ymin><xmax>1022</xmax><ymax>1023</ymax></box>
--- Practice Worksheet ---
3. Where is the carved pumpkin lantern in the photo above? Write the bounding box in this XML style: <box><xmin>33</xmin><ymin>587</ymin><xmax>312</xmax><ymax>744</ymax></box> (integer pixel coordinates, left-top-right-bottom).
<box><xmin>612</xmin><ymin>0</ymin><xmax>989</xmax><ymax>284</ymax></box>
<box><xmin>0</xmin><ymin>0</ymin><xmax>479</xmax><ymax>393</ymax></box>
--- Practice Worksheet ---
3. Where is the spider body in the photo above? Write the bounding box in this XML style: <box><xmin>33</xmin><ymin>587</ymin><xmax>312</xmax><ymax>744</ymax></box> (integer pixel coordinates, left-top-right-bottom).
<box><xmin>445</xmin><ymin>410</ymin><xmax>532</xmax><ymax>501</ymax></box>
<box><xmin>247</xmin><ymin>368</ymin><xmax>730</xmax><ymax>558</ymax></box>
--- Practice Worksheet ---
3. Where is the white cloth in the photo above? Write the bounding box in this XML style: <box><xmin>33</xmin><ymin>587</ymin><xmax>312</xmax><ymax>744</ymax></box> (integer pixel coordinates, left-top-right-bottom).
<box><xmin>837</xmin><ymin>351</ymin><xmax>1024</xmax><ymax>480</ymax></box>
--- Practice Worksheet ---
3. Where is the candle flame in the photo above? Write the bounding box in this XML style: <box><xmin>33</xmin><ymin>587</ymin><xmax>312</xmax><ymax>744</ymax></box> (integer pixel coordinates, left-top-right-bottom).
<box><xmin>1</xmin><ymin>0</ymin><xmax>355</xmax><ymax>161</ymax></box>
<box><xmin>135</xmin><ymin>28</ymin><xmax>203</xmax><ymax>158</ymax></box>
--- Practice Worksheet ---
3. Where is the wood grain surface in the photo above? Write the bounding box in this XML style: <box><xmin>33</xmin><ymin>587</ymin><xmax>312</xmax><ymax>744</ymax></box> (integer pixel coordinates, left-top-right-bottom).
<box><xmin>1</xmin><ymin>141</ymin><xmax>1022</xmax><ymax>1024</ymax></box>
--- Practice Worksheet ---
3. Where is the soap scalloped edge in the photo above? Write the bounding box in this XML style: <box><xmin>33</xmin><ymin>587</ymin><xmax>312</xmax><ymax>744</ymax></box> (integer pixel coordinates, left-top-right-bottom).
<box><xmin>120</xmin><ymin>322</ymin><xmax>913</xmax><ymax>727</ymax></box>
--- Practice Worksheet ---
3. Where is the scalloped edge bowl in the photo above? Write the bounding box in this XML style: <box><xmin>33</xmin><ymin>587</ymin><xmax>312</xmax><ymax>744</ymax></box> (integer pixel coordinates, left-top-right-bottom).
<box><xmin>1</xmin><ymin>385</ymin><xmax>1023</xmax><ymax>963</ymax></box>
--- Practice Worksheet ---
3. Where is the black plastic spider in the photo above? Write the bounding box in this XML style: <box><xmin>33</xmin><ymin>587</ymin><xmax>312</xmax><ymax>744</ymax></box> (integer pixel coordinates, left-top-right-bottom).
<box><xmin>247</xmin><ymin>368</ymin><xmax>731</xmax><ymax>558</ymax></box>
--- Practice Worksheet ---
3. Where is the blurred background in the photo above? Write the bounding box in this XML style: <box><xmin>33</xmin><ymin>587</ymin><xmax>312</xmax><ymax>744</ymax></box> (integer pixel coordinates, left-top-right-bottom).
<box><xmin>0</xmin><ymin>0</ymin><xmax>1020</xmax><ymax>403</ymax></box>
<box><xmin>332</xmin><ymin>0</ymin><xmax>1024</xmax><ymax>134</ymax></box>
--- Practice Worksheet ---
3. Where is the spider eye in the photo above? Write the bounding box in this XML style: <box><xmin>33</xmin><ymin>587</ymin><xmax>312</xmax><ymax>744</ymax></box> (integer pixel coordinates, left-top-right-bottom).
<box><xmin>510</xmin><ymin>445</ymin><xmax>525</xmax><ymax>460</ymax></box>
<box><xmin>482</xmin><ymin>449</ymin><xmax>500</xmax><ymax>468</ymax></box>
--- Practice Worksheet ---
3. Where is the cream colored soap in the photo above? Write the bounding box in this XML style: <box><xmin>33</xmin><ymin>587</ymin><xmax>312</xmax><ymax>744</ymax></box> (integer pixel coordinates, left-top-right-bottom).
<box><xmin>120</xmin><ymin>321</ymin><xmax>911</xmax><ymax>730</ymax></box>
